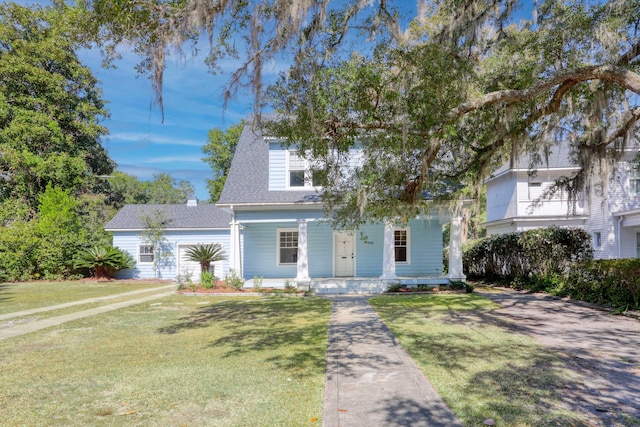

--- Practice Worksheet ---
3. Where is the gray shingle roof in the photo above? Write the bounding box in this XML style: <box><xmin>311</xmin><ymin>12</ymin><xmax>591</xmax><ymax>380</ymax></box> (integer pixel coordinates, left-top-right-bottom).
<box><xmin>217</xmin><ymin>117</ymin><xmax>320</xmax><ymax>205</ymax></box>
<box><xmin>490</xmin><ymin>142</ymin><xmax>578</xmax><ymax>178</ymax></box>
<box><xmin>105</xmin><ymin>203</ymin><xmax>231</xmax><ymax>230</ymax></box>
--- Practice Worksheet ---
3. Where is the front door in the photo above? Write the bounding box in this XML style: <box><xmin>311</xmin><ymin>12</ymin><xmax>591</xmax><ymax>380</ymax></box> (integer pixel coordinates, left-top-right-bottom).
<box><xmin>334</xmin><ymin>231</ymin><xmax>355</xmax><ymax>277</ymax></box>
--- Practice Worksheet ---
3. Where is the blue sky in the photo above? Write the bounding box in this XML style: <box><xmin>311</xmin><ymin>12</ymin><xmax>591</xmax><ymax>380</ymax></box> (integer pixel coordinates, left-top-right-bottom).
<box><xmin>14</xmin><ymin>0</ymin><xmax>536</xmax><ymax>201</ymax></box>
<box><xmin>13</xmin><ymin>0</ymin><xmax>425</xmax><ymax>201</ymax></box>
<box><xmin>78</xmin><ymin>48</ymin><xmax>276</xmax><ymax>201</ymax></box>
<box><xmin>15</xmin><ymin>0</ymin><xmax>282</xmax><ymax>201</ymax></box>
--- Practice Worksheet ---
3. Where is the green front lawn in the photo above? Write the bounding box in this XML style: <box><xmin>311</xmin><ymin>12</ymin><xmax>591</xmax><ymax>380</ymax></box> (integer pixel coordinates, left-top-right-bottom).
<box><xmin>0</xmin><ymin>281</ymin><xmax>166</xmax><ymax>315</ymax></box>
<box><xmin>0</xmin><ymin>295</ymin><xmax>331</xmax><ymax>426</ymax></box>
<box><xmin>369</xmin><ymin>294</ymin><xmax>592</xmax><ymax>426</ymax></box>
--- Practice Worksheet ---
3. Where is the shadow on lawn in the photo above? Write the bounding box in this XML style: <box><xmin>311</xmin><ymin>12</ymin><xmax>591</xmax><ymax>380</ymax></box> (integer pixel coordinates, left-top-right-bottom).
<box><xmin>376</xmin><ymin>295</ymin><xmax>640</xmax><ymax>426</ymax></box>
<box><xmin>158</xmin><ymin>298</ymin><xmax>331</xmax><ymax>377</ymax></box>
<box><xmin>0</xmin><ymin>283</ymin><xmax>14</xmax><ymax>303</ymax></box>
<box><xmin>391</xmin><ymin>325</ymin><xmax>595</xmax><ymax>426</ymax></box>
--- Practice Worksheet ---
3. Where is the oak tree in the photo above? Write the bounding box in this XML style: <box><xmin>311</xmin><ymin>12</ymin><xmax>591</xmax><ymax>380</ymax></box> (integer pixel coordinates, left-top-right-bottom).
<box><xmin>70</xmin><ymin>0</ymin><xmax>640</xmax><ymax>223</ymax></box>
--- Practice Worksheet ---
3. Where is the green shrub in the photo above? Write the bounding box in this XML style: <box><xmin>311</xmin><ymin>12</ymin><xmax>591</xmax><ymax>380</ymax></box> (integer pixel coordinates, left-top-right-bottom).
<box><xmin>225</xmin><ymin>270</ymin><xmax>244</xmax><ymax>291</ymax></box>
<box><xmin>200</xmin><ymin>271</ymin><xmax>214</xmax><ymax>289</ymax></box>
<box><xmin>0</xmin><ymin>219</ymin><xmax>40</xmax><ymax>282</ymax></box>
<box><xmin>386</xmin><ymin>283</ymin><xmax>405</xmax><ymax>292</ymax></box>
<box><xmin>284</xmin><ymin>280</ymin><xmax>297</xmax><ymax>293</ymax></box>
<box><xmin>74</xmin><ymin>246</ymin><xmax>135</xmax><ymax>279</ymax></box>
<box><xmin>563</xmin><ymin>259</ymin><xmax>640</xmax><ymax>310</ymax></box>
<box><xmin>252</xmin><ymin>275</ymin><xmax>263</xmax><ymax>292</ymax></box>
<box><xmin>463</xmin><ymin>227</ymin><xmax>593</xmax><ymax>286</ymax></box>
<box><xmin>185</xmin><ymin>243</ymin><xmax>226</xmax><ymax>273</ymax></box>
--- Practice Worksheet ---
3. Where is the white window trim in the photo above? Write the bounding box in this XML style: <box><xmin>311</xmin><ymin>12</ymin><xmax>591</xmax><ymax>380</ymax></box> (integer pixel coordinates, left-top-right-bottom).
<box><xmin>277</xmin><ymin>228</ymin><xmax>299</xmax><ymax>266</ymax></box>
<box><xmin>394</xmin><ymin>227</ymin><xmax>410</xmax><ymax>265</ymax></box>
<box><xmin>286</xmin><ymin>150</ymin><xmax>323</xmax><ymax>190</ymax></box>
<box><xmin>630</xmin><ymin>166</ymin><xmax>640</xmax><ymax>196</ymax></box>
<box><xmin>593</xmin><ymin>231</ymin><xmax>602</xmax><ymax>250</ymax></box>
<box><xmin>138</xmin><ymin>244</ymin><xmax>155</xmax><ymax>264</ymax></box>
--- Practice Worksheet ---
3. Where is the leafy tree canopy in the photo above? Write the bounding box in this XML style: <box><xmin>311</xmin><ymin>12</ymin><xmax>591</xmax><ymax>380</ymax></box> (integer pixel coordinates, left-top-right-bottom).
<box><xmin>108</xmin><ymin>171</ymin><xmax>195</xmax><ymax>207</ymax></box>
<box><xmin>202</xmin><ymin>120</ymin><xmax>244</xmax><ymax>202</ymax></box>
<box><xmin>0</xmin><ymin>2</ymin><xmax>114</xmax><ymax>212</ymax></box>
<box><xmin>68</xmin><ymin>0</ymin><xmax>640</xmax><ymax>224</ymax></box>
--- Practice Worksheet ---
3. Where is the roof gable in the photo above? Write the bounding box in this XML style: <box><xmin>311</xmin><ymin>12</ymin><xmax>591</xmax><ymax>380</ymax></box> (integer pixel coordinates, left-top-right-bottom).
<box><xmin>217</xmin><ymin>118</ymin><xmax>320</xmax><ymax>206</ymax></box>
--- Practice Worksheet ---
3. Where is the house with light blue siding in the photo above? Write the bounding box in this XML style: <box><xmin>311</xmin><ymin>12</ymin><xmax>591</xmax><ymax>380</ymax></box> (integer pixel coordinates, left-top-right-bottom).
<box><xmin>216</xmin><ymin>118</ymin><xmax>464</xmax><ymax>293</ymax></box>
<box><xmin>105</xmin><ymin>201</ymin><xmax>231</xmax><ymax>281</ymax></box>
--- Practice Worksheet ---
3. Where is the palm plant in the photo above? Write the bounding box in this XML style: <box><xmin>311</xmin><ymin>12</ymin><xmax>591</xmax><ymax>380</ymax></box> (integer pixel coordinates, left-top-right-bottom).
<box><xmin>186</xmin><ymin>243</ymin><xmax>226</xmax><ymax>274</ymax></box>
<box><xmin>74</xmin><ymin>246</ymin><xmax>134</xmax><ymax>280</ymax></box>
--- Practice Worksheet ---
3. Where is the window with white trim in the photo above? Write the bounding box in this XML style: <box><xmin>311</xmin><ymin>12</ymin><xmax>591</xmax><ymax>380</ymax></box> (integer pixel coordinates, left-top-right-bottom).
<box><xmin>139</xmin><ymin>244</ymin><xmax>154</xmax><ymax>263</ymax></box>
<box><xmin>289</xmin><ymin>152</ymin><xmax>306</xmax><ymax>187</ymax></box>
<box><xmin>278</xmin><ymin>229</ymin><xmax>298</xmax><ymax>265</ymax></box>
<box><xmin>288</xmin><ymin>151</ymin><xmax>323</xmax><ymax>189</ymax></box>
<box><xmin>630</xmin><ymin>167</ymin><xmax>640</xmax><ymax>195</ymax></box>
<box><xmin>394</xmin><ymin>229</ymin><xmax>409</xmax><ymax>263</ymax></box>
<box><xmin>593</xmin><ymin>232</ymin><xmax>602</xmax><ymax>250</ymax></box>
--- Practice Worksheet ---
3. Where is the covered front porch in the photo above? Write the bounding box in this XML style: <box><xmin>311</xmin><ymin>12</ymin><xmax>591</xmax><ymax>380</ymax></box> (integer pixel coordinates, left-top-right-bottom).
<box><xmin>227</xmin><ymin>208</ymin><xmax>466</xmax><ymax>294</ymax></box>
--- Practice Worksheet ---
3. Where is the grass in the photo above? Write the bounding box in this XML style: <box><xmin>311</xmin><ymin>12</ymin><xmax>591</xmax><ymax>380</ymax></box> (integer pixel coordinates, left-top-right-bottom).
<box><xmin>0</xmin><ymin>294</ymin><xmax>331</xmax><ymax>426</ymax></box>
<box><xmin>369</xmin><ymin>294</ymin><xmax>593</xmax><ymax>427</ymax></box>
<box><xmin>0</xmin><ymin>281</ymin><xmax>166</xmax><ymax>315</ymax></box>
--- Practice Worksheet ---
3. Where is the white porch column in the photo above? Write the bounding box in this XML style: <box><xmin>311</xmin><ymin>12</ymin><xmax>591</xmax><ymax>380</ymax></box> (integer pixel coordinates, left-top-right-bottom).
<box><xmin>447</xmin><ymin>216</ymin><xmax>466</xmax><ymax>281</ymax></box>
<box><xmin>380</xmin><ymin>221</ymin><xmax>397</xmax><ymax>280</ymax></box>
<box><xmin>295</xmin><ymin>220</ymin><xmax>310</xmax><ymax>282</ymax></box>
<box><xmin>229</xmin><ymin>217</ymin><xmax>242</xmax><ymax>278</ymax></box>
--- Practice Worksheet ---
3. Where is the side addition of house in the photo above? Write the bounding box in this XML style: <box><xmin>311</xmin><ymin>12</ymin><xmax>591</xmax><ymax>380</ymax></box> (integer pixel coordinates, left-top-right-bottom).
<box><xmin>105</xmin><ymin>200</ymin><xmax>231</xmax><ymax>281</ymax></box>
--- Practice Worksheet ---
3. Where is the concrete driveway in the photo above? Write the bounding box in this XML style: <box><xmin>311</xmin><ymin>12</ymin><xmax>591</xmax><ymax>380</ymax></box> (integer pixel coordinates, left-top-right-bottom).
<box><xmin>477</xmin><ymin>289</ymin><xmax>640</xmax><ymax>426</ymax></box>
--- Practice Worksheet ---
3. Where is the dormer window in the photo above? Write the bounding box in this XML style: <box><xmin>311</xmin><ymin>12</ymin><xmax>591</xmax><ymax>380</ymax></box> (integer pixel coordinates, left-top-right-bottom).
<box><xmin>289</xmin><ymin>153</ymin><xmax>306</xmax><ymax>187</ymax></box>
<box><xmin>288</xmin><ymin>151</ymin><xmax>322</xmax><ymax>189</ymax></box>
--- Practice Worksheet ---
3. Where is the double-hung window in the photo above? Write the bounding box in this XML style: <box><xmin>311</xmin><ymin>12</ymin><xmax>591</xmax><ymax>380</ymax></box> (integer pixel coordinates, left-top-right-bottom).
<box><xmin>278</xmin><ymin>229</ymin><xmax>298</xmax><ymax>265</ymax></box>
<box><xmin>139</xmin><ymin>244</ymin><xmax>154</xmax><ymax>263</ymax></box>
<box><xmin>394</xmin><ymin>229</ymin><xmax>409</xmax><ymax>263</ymax></box>
<box><xmin>289</xmin><ymin>153</ymin><xmax>306</xmax><ymax>188</ymax></box>
<box><xmin>288</xmin><ymin>151</ymin><xmax>323</xmax><ymax>188</ymax></box>
<box><xmin>630</xmin><ymin>167</ymin><xmax>640</xmax><ymax>195</ymax></box>
<box><xmin>593</xmin><ymin>232</ymin><xmax>602</xmax><ymax>250</ymax></box>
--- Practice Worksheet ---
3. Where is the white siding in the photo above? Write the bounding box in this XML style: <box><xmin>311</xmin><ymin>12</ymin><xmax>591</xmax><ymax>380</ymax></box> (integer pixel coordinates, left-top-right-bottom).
<box><xmin>487</xmin><ymin>156</ymin><xmax>640</xmax><ymax>260</ymax></box>
<box><xmin>515</xmin><ymin>170</ymin><xmax>579</xmax><ymax>216</ymax></box>
<box><xmin>486</xmin><ymin>173</ymin><xmax>517</xmax><ymax>222</ymax></box>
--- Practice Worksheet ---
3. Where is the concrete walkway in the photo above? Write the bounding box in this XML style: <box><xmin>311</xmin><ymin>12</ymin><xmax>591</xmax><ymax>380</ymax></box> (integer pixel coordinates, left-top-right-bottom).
<box><xmin>0</xmin><ymin>285</ymin><xmax>175</xmax><ymax>341</ymax></box>
<box><xmin>322</xmin><ymin>296</ymin><xmax>462</xmax><ymax>427</ymax></box>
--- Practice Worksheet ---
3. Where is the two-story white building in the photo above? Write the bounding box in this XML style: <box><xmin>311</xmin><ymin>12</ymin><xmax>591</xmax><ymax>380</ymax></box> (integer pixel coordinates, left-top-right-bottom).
<box><xmin>484</xmin><ymin>143</ymin><xmax>640</xmax><ymax>259</ymax></box>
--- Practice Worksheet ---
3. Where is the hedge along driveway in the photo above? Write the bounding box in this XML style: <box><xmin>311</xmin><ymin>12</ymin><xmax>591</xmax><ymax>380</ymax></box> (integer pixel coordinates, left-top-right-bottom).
<box><xmin>0</xmin><ymin>295</ymin><xmax>331</xmax><ymax>426</ymax></box>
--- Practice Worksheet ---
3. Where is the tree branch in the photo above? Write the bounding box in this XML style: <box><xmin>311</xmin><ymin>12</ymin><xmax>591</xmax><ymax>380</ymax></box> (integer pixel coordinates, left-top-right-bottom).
<box><xmin>450</xmin><ymin>65</ymin><xmax>640</xmax><ymax>119</ymax></box>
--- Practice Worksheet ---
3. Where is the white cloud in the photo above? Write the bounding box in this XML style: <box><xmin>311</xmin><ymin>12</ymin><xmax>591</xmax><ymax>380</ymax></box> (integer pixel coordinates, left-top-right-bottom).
<box><xmin>142</xmin><ymin>155</ymin><xmax>205</xmax><ymax>164</ymax></box>
<box><xmin>107</xmin><ymin>132</ymin><xmax>205</xmax><ymax>147</ymax></box>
